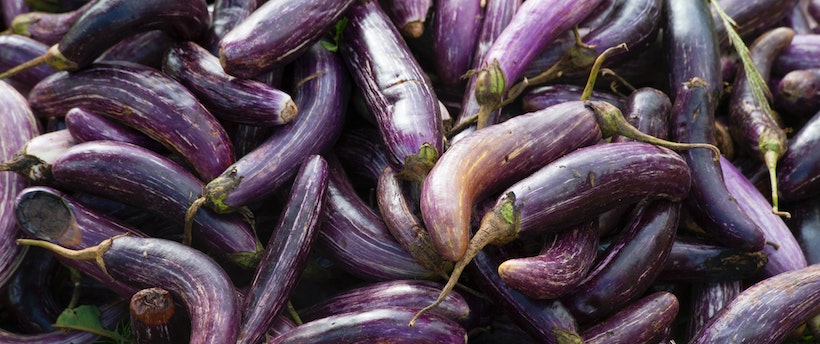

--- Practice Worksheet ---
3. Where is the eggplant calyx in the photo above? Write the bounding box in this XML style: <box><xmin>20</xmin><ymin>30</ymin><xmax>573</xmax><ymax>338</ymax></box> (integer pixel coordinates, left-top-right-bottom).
<box><xmin>473</xmin><ymin>59</ymin><xmax>506</xmax><ymax>129</ymax></box>
<box><xmin>397</xmin><ymin>143</ymin><xmax>439</xmax><ymax>183</ymax></box>
<box><xmin>552</xmin><ymin>327</ymin><xmax>584</xmax><ymax>344</ymax></box>
<box><xmin>9</xmin><ymin>13</ymin><xmax>39</xmax><ymax>37</ymax></box>
<box><xmin>226</xmin><ymin>240</ymin><xmax>264</xmax><ymax>270</ymax></box>
<box><xmin>202</xmin><ymin>170</ymin><xmax>244</xmax><ymax>214</ymax></box>
<box><xmin>279</xmin><ymin>99</ymin><xmax>299</xmax><ymax>125</ymax></box>
<box><xmin>45</xmin><ymin>44</ymin><xmax>78</xmax><ymax>71</ymax></box>
<box><xmin>0</xmin><ymin>152</ymin><xmax>51</xmax><ymax>184</ymax></box>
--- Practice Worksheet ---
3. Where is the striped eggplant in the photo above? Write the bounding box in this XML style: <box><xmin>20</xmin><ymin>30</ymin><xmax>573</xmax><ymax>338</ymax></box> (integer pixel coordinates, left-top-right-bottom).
<box><xmin>64</xmin><ymin>107</ymin><xmax>165</xmax><ymax>152</ymax></box>
<box><xmin>334</xmin><ymin>125</ymin><xmax>389</xmax><ymax>185</ymax></box>
<box><xmin>580</xmin><ymin>292</ymin><xmax>679</xmax><ymax>344</ymax></box>
<box><xmin>1</xmin><ymin>0</ymin><xmax>29</xmax><ymax>28</ymax></box>
<box><xmin>340</xmin><ymin>0</ymin><xmax>443</xmax><ymax>182</ymax></box>
<box><xmin>772</xmin><ymin>33</ymin><xmax>820</xmax><ymax>76</ymax></box>
<box><xmin>0</xmin><ymin>129</ymin><xmax>76</xmax><ymax>185</ymax></box>
<box><xmin>205</xmin><ymin>0</ymin><xmax>258</xmax><ymax>53</ymax></box>
<box><xmin>162</xmin><ymin>41</ymin><xmax>298</xmax><ymax>126</ymax></box>
<box><xmin>711</xmin><ymin>0</ymin><xmax>799</xmax><ymax>47</ymax></box>
<box><xmin>521</xmin><ymin>84</ymin><xmax>626</xmax><ymax>113</ymax></box>
<box><xmin>778</xmin><ymin>109</ymin><xmax>820</xmax><ymax>202</ymax></box>
<box><xmin>687</xmin><ymin>281</ymin><xmax>742</xmax><ymax>339</ymax></box>
<box><xmin>381</xmin><ymin>0</ymin><xmax>432</xmax><ymax>38</ymax></box>
<box><xmin>129</xmin><ymin>287</ymin><xmax>190</xmax><ymax>344</ymax></box>
<box><xmin>27</xmin><ymin>62</ymin><xmax>235</xmax><ymax>181</ymax></box>
<box><xmin>218</xmin><ymin>0</ymin><xmax>355</xmax><ymax>78</ymax></box>
<box><xmin>48</xmin><ymin>141</ymin><xmax>262</xmax><ymax>269</ymax></box>
<box><xmin>431</xmin><ymin>0</ymin><xmax>483</xmax><ymax>87</ymax></box>
<box><xmin>787</xmin><ymin>197</ymin><xmax>820</xmax><ymax>264</ymax></box>
<box><xmin>0</xmin><ymin>34</ymin><xmax>56</xmax><ymax>93</ymax></box>
<box><xmin>775</xmin><ymin>68</ymin><xmax>820</xmax><ymax>124</ymax></box>
<box><xmin>237</xmin><ymin>155</ymin><xmax>328</xmax><ymax>344</ymax></box>
<box><xmin>0</xmin><ymin>0</ymin><xmax>210</xmax><ymax>79</ymax></box>
<box><xmin>8</xmin><ymin>0</ymin><xmax>96</xmax><ymax>45</ymax></box>
<box><xmin>17</xmin><ymin>235</ymin><xmax>242</xmax><ymax>344</ymax></box>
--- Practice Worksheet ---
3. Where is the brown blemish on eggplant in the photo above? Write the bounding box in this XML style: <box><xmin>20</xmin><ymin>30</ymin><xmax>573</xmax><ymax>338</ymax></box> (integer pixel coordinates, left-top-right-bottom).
<box><xmin>15</xmin><ymin>191</ymin><xmax>82</xmax><ymax>247</ymax></box>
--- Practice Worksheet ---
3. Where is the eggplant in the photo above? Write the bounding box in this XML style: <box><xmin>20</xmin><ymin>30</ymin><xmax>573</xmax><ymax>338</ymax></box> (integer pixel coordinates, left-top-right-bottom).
<box><xmin>1</xmin><ymin>0</ymin><xmax>29</xmax><ymax>28</ymax></box>
<box><xmin>0</xmin><ymin>0</ymin><xmax>210</xmax><ymax>78</ymax></box>
<box><xmin>0</xmin><ymin>34</ymin><xmax>57</xmax><ymax>92</ymax></box>
<box><xmin>268</xmin><ymin>306</ymin><xmax>467</xmax><ymax>343</ymax></box>
<box><xmin>17</xmin><ymin>235</ymin><xmax>241</xmax><ymax>344</ymax></box>
<box><xmin>778</xmin><ymin>109</ymin><xmax>820</xmax><ymax>202</ymax></box>
<box><xmin>0</xmin><ymin>300</ymin><xmax>127</xmax><ymax>344</ymax></box>
<box><xmin>130</xmin><ymin>287</ymin><xmax>190</xmax><ymax>344</ymax></box>
<box><xmin>521</xmin><ymin>84</ymin><xmax>625</xmax><ymax>113</ymax></box>
<box><xmin>687</xmin><ymin>281</ymin><xmax>742</xmax><ymax>340</ymax></box>
<box><xmin>690</xmin><ymin>263</ymin><xmax>820</xmax><ymax>343</ymax></box>
<box><xmin>497</xmin><ymin>220</ymin><xmax>598</xmax><ymax>300</ymax></box>
<box><xmin>787</xmin><ymin>197</ymin><xmax>820</xmax><ymax>265</ymax></box>
<box><xmin>237</xmin><ymin>155</ymin><xmax>328</xmax><ymax>344</ymax></box>
<box><xmin>431</xmin><ymin>0</ymin><xmax>483</xmax><ymax>87</ymax></box>
<box><xmin>190</xmin><ymin>41</ymin><xmax>347</xmax><ymax>216</ymax></box>
<box><xmin>64</xmin><ymin>107</ymin><xmax>165</xmax><ymax>152</ymax></box>
<box><xmin>0</xmin><ymin>80</ymin><xmax>41</xmax><ymax>289</ymax></box>
<box><xmin>560</xmin><ymin>201</ymin><xmax>679</xmax><ymax>324</ymax></box>
<box><xmin>2</xmin><ymin>247</ymin><xmax>61</xmax><ymax>333</ymax></box>
<box><xmin>218</xmin><ymin>0</ymin><xmax>354</xmax><ymax>78</ymax></box>
<box><xmin>0</xmin><ymin>129</ymin><xmax>76</xmax><ymax>185</ymax></box>
<box><xmin>772</xmin><ymin>33</ymin><xmax>820</xmax><ymax>76</ymax></box>
<box><xmin>381</xmin><ymin>0</ymin><xmax>432</xmax><ymax>38</ymax></box>
<box><xmin>95</xmin><ymin>30</ymin><xmax>176</xmax><ymax>69</ymax></box>
<box><xmin>656</xmin><ymin>239</ymin><xmax>768</xmax><ymax>282</ymax></box>
<box><xmin>579</xmin><ymin>291</ymin><xmax>679</xmax><ymax>344</ymax></box>
<box><xmin>711</xmin><ymin>0</ymin><xmax>799</xmax><ymax>47</ymax></box>
<box><xmin>340</xmin><ymin>0</ymin><xmax>443</xmax><ymax>182</ymax></box>
<box><xmin>162</xmin><ymin>41</ymin><xmax>298</xmax><ymax>127</ymax></box>
<box><xmin>27</xmin><ymin>61</ymin><xmax>236</xmax><ymax>181</ymax></box>
<box><xmin>775</xmin><ymin>68</ymin><xmax>820</xmax><ymax>124</ymax></box>
<box><xmin>8</xmin><ymin>0</ymin><xmax>96</xmax><ymax>45</ymax></box>
<box><xmin>48</xmin><ymin>141</ymin><xmax>262</xmax><ymax>269</ymax></box>
<box><xmin>205</xmin><ymin>0</ymin><xmax>258</xmax><ymax>53</ymax></box>
<box><xmin>334</xmin><ymin>125</ymin><xmax>389</xmax><ymax>185</ymax></box>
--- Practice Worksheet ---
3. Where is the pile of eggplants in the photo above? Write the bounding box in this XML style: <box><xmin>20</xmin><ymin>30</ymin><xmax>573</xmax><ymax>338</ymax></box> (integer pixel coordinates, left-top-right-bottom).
<box><xmin>0</xmin><ymin>0</ymin><xmax>819</xmax><ymax>343</ymax></box>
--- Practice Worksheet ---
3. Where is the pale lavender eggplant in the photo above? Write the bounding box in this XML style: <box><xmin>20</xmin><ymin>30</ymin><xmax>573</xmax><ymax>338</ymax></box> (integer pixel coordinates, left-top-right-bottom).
<box><xmin>268</xmin><ymin>307</ymin><xmax>467</xmax><ymax>344</ymax></box>
<box><xmin>0</xmin><ymin>80</ymin><xmax>40</xmax><ymax>289</ymax></box>
<box><xmin>497</xmin><ymin>220</ymin><xmax>598</xmax><ymax>300</ymax></box>
<box><xmin>690</xmin><ymin>263</ymin><xmax>820</xmax><ymax>344</ymax></box>
<box><xmin>720</xmin><ymin>155</ymin><xmax>807</xmax><ymax>277</ymax></box>
<box><xmin>95</xmin><ymin>30</ymin><xmax>176</xmax><ymax>69</ymax></box>
<box><xmin>218</xmin><ymin>0</ymin><xmax>355</xmax><ymax>78</ymax></box>
<box><xmin>778</xmin><ymin>109</ymin><xmax>820</xmax><ymax>202</ymax></box>
<box><xmin>0</xmin><ymin>300</ymin><xmax>127</xmax><ymax>344</ymax></box>
<box><xmin>580</xmin><ymin>292</ymin><xmax>679</xmax><ymax>344</ymax></box>
<box><xmin>9</xmin><ymin>0</ymin><xmax>96</xmax><ymax>45</ymax></box>
<box><xmin>64</xmin><ymin>107</ymin><xmax>165</xmax><ymax>152</ymax></box>
<box><xmin>341</xmin><ymin>0</ymin><xmax>443</xmax><ymax>181</ymax></box>
<box><xmin>381</xmin><ymin>0</ymin><xmax>432</xmax><ymax>38</ymax></box>
<box><xmin>775</xmin><ymin>68</ymin><xmax>820</xmax><ymax>123</ymax></box>
<box><xmin>27</xmin><ymin>61</ymin><xmax>236</xmax><ymax>181</ymax></box>
<box><xmin>687</xmin><ymin>281</ymin><xmax>742</xmax><ymax>340</ymax></box>
<box><xmin>656</xmin><ymin>239</ymin><xmax>768</xmax><ymax>282</ymax></box>
<box><xmin>237</xmin><ymin>155</ymin><xmax>328</xmax><ymax>344</ymax></box>
<box><xmin>300</xmin><ymin>279</ymin><xmax>470</xmax><ymax>324</ymax></box>
<box><xmin>0</xmin><ymin>34</ymin><xmax>57</xmax><ymax>92</ymax></box>
<box><xmin>711</xmin><ymin>0</ymin><xmax>799</xmax><ymax>47</ymax></box>
<box><xmin>469</xmin><ymin>0</ymin><xmax>520</xmax><ymax>82</ymax></box>
<box><xmin>163</xmin><ymin>41</ymin><xmax>297</xmax><ymax>126</ymax></box>
<box><xmin>0</xmin><ymin>129</ymin><xmax>76</xmax><ymax>185</ymax></box>
<box><xmin>521</xmin><ymin>84</ymin><xmax>625</xmax><ymax>113</ymax></box>
<box><xmin>432</xmin><ymin>0</ymin><xmax>483</xmax><ymax>87</ymax></box>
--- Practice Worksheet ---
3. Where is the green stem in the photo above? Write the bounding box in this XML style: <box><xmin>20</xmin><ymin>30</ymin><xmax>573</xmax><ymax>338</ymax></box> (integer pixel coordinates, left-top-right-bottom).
<box><xmin>0</xmin><ymin>54</ymin><xmax>47</xmax><ymax>80</ymax></box>
<box><xmin>581</xmin><ymin>43</ymin><xmax>628</xmax><ymax>101</ymax></box>
<box><xmin>764</xmin><ymin>149</ymin><xmax>790</xmax><ymax>218</ymax></box>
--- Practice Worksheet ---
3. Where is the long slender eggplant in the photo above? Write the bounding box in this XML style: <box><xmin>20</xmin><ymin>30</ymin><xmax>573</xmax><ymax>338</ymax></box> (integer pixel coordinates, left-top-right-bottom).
<box><xmin>0</xmin><ymin>129</ymin><xmax>76</xmax><ymax>185</ymax></box>
<box><xmin>381</xmin><ymin>0</ymin><xmax>432</xmax><ymax>38</ymax></box>
<box><xmin>720</xmin><ymin>156</ymin><xmax>807</xmax><ymax>277</ymax></box>
<box><xmin>687</xmin><ymin>281</ymin><xmax>742</xmax><ymax>339</ymax></box>
<box><xmin>130</xmin><ymin>287</ymin><xmax>190</xmax><ymax>344</ymax></box>
<box><xmin>656</xmin><ymin>238</ymin><xmax>768</xmax><ymax>282</ymax></box>
<box><xmin>187</xmin><ymin>41</ymin><xmax>347</xmax><ymax>220</ymax></box>
<box><xmin>17</xmin><ymin>235</ymin><xmax>241</xmax><ymax>344</ymax></box>
<box><xmin>49</xmin><ymin>141</ymin><xmax>262</xmax><ymax>269</ymax></box>
<box><xmin>778</xmin><ymin>110</ymin><xmax>820</xmax><ymax>202</ymax></box>
<box><xmin>64</xmin><ymin>107</ymin><xmax>165</xmax><ymax>152</ymax></box>
<box><xmin>0</xmin><ymin>80</ymin><xmax>40</xmax><ymax>289</ymax></box>
<box><xmin>711</xmin><ymin>0</ymin><xmax>799</xmax><ymax>47</ymax></box>
<box><xmin>431</xmin><ymin>0</ymin><xmax>483</xmax><ymax>87</ymax></box>
<box><xmin>690</xmin><ymin>263</ymin><xmax>820</xmax><ymax>343</ymax></box>
<box><xmin>237</xmin><ymin>155</ymin><xmax>328</xmax><ymax>344</ymax></box>
<box><xmin>775</xmin><ymin>68</ymin><xmax>820</xmax><ymax>123</ymax></box>
<box><xmin>27</xmin><ymin>61</ymin><xmax>235</xmax><ymax>181</ymax></box>
<box><xmin>0</xmin><ymin>300</ymin><xmax>127</xmax><ymax>344</ymax></box>
<box><xmin>268</xmin><ymin>306</ymin><xmax>467</xmax><ymax>343</ymax></box>
<box><xmin>162</xmin><ymin>41</ymin><xmax>298</xmax><ymax>126</ymax></box>
<box><xmin>729</xmin><ymin>27</ymin><xmax>794</xmax><ymax>216</ymax></box>
<box><xmin>579</xmin><ymin>291</ymin><xmax>679</xmax><ymax>344</ymax></box>
<box><xmin>497</xmin><ymin>220</ymin><xmax>598</xmax><ymax>300</ymax></box>
<box><xmin>560</xmin><ymin>201</ymin><xmax>679</xmax><ymax>324</ymax></box>
<box><xmin>340</xmin><ymin>0</ymin><xmax>443</xmax><ymax>182</ymax></box>
<box><xmin>218</xmin><ymin>0</ymin><xmax>354</xmax><ymax>78</ymax></box>
<box><xmin>0</xmin><ymin>34</ymin><xmax>56</xmax><ymax>92</ymax></box>
<box><xmin>0</xmin><ymin>0</ymin><xmax>210</xmax><ymax>79</ymax></box>
<box><xmin>8</xmin><ymin>0</ymin><xmax>96</xmax><ymax>45</ymax></box>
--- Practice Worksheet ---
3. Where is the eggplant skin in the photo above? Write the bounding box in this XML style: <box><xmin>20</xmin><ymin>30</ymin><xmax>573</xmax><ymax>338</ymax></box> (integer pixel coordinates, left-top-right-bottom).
<box><xmin>268</xmin><ymin>307</ymin><xmax>467</xmax><ymax>344</ymax></box>
<box><xmin>580</xmin><ymin>291</ymin><xmax>679</xmax><ymax>344</ymax></box>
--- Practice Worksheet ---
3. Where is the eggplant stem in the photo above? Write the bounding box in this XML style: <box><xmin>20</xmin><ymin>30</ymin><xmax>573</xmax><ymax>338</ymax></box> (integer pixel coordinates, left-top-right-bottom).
<box><xmin>446</xmin><ymin>114</ymin><xmax>478</xmax><ymax>139</ymax></box>
<box><xmin>601</xmin><ymin>68</ymin><xmax>636</xmax><ymax>94</ymax></box>
<box><xmin>183</xmin><ymin>197</ymin><xmax>206</xmax><ymax>246</ymax></box>
<box><xmin>286</xmin><ymin>301</ymin><xmax>303</xmax><ymax>325</ymax></box>
<box><xmin>764</xmin><ymin>150</ymin><xmax>790</xmax><ymax>218</ymax></box>
<box><xmin>0</xmin><ymin>29</ymin><xmax>11</xmax><ymax>35</ymax></box>
<box><xmin>0</xmin><ymin>54</ymin><xmax>47</xmax><ymax>80</ymax></box>
<box><xmin>581</xmin><ymin>43</ymin><xmax>628</xmax><ymax>101</ymax></box>
<box><xmin>16</xmin><ymin>239</ymin><xmax>98</xmax><ymax>261</ymax></box>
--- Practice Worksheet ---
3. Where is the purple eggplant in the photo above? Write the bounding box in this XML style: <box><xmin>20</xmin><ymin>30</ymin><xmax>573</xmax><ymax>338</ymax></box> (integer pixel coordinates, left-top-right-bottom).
<box><xmin>0</xmin><ymin>0</ymin><xmax>210</xmax><ymax>79</ymax></box>
<box><xmin>129</xmin><ymin>287</ymin><xmax>190</xmax><ymax>344</ymax></box>
<box><xmin>381</xmin><ymin>0</ymin><xmax>432</xmax><ymax>38</ymax></box>
<box><xmin>8</xmin><ymin>0</ymin><xmax>96</xmax><ymax>45</ymax></box>
<box><xmin>0</xmin><ymin>80</ymin><xmax>41</xmax><ymax>289</ymax></box>
<box><xmin>665</xmin><ymin>0</ymin><xmax>723</xmax><ymax>100</ymax></box>
<box><xmin>162</xmin><ymin>41</ymin><xmax>298</xmax><ymax>126</ymax></box>
<box><xmin>205</xmin><ymin>0</ymin><xmax>258</xmax><ymax>53</ymax></box>
<box><xmin>580</xmin><ymin>291</ymin><xmax>679</xmax><ymax>344</ymax></box>
<box><xmin>237</xmin><ymin>155</ymin><xmax>328</xmax><ymax>344</ymax></box>
<box><xmin>64</xmin><ymin>107</ymin><xmax>165</xmax><ymax>152</ymax></box>
<box><xmin>2</xmin><ymin>247</ymin><xmax>61</xmax><ymax>333</ymax></box>
<box><xmin>497</xmin><ymin>220</ymin><xmax>598</xmax><ymax>300</ymax></box>
<box><xmin>334</xmin><ymin>125</ymin><xmax>389</xmax><ymax>185</ymax></box>
<box><xmin>772</xmin><ymin>33</ymin><xmax>820</xmax><ymax>76</ymax></box>
<box><xmin>687</xmin><ymin>281</ymin><xmax>742</xmax><ymax>340</ymax></box>
<box><xmin>787</xmin><ymin>197</ymin><xmax>820</xmax><ymax>265</ymax></box>
<box><xmin>27</xmin><ymin>61</ymin><xmax>235</xmax><ymax>181</ymax></box>
<box><xmin>656</xmin><ymin>238</ymin><xmax>768</xmax><ymax>282</ymax></box>
<box><xmin>48</xmin><ymin>141</ymin><xmax>262</xmax><ymax>269</ymax></box>
<box><xmin>690</xmin><ymin>263</ymin><xmax>820</xmax><ymax>343</ymax></box>
<box><xmin>0</xmin><ymin>34</ymin><xmax>57</xmax><ymax>93</ymax></box>
<box><xmin>218</xmin><ymin>0</ymin><xmax>354</xmax><ymax>78</ymax></box>
<box><xmin>431</xmin><ymin>0</ymin><xmax>483</xmax><ymax>87</ymax></box>
<box><xmin>95</xmin><ymin>30</ymin><xmax>176</xmax><ymax>69</ymax></box>
<box><xmin>711</xmin><ymin>0</ymin><xmax>799</xmax><ymax>47</ymax></box>
<box><xmin>2</xmin><ymin>0</ymin><xmax>29</xmax><ymax>28</ymax></box>
<box><xmin>0</xmin><ymin>129</ymin><xmax>76</xmax><ymax>185</ymax></box>
<box><xmin>775</xmin><ymin>68</ymin><xmax>820</xmax><ymax>124</ymax></box>
<box><xmin>0</xmin><ymin>300</ymin><xmax>127</xmax><ymax>344</ymax></box>
<box><xmin>189</xmin><ymin>41</ymin><xmax>347</xmax><ymax>217</ymax></box>
<box><xmin>778</xmin><ymin>109</ymin><xmax>820</xmax><ymax>202</ymax></box>
<box><xmin>17</xmin><ymin>235</ymin><xmax>241</xmax><ymax>344</ymax></box>
<box><xmin>521</xmin><ymin>84</ymin><xmax>625</xmax><ymax>113</ymax></box>
<box><xmin>340</xmin><ymin>0</ymin><xmax>443</xmax><ymax>182</ymax></box>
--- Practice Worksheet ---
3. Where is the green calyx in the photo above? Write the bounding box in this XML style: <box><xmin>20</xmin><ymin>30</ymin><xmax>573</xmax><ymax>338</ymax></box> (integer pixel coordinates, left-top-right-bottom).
<box><xmin>45</xmin><ymin>44</ymin><xmax>78</xmax><ymax>71</ymax></box>
<box><xmin>474</xmin><ymin>59</ymin><xmax>506</xmax><ymax>108</ymax></box>
<box><xmin>227</xmin><ymin>241</ymin><xmax>264</xmax><ymax>270</ymax></box>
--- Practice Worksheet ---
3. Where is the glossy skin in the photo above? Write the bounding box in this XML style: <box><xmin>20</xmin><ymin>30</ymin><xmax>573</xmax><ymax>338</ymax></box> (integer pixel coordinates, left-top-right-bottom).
<box><xmin>521</xmin><ymin>84</ymin><xmax>626</xmax><ymax>113</ymax></box>
<box><xmin>64</xmin><ymin>107</ymin><xmax>165</xmax><ymax>152</ymax></box>
<box><xmin>778</xmin><ymin>110</ymin><xmax>820</xmax><ymax>202</ymax></box>
<box><xmin>27</xmin><ymin>62</ymin><xmax>235</xmax><ymax>181</ymax></box>
<box><xmin>206</xmin><ymin>0</ymin><xmax>258</xmax><ymax>52</ymax></box>
<box><xmin>775</xmin><ymin>68</ymin><xmax>820</xmax><ymax>123</ymax></box>
<box><xmin>657</xmin><ymin>239</ymin><xmax>768</xmax><ymax>282</ymax></box>
<box><xmin>711</xmin><ymin>0</ymin><xmax>799</xmax><ymax>48</ymax></box>
<box><xmin>10</xmin><ymin>0</ymin><xmax>96</xmax><ymax>46</ymax></box>
<box><xmin>787</xmin><ymin>197</ymin><xmax>820</xmax><ymax>265</ymax></box>
<box><xmin>773</xmin><ymin>34</ymin><xmax>820</xmax><ymax>76</ymax></box>
<box><xmin>687</xmin><ymin>281</ymin><xmax>742</xmax><ymax>339</ymax></box>
<box><xmin>381</xmin><ymin>0</ymin><xmax>432</xmax><ymax>38</ymax></box>
<box><xmin>580</xmin><ymin>292</ymin><xmax>679</xmax><ymax>344</ymax></box>
<box><xmin>432</xmin><ymin>0</ymin><xmax>483</xmax><ymax>87</ymax></box>
<box><xmin>96</xmin><ymin>30</ymin><xmax>176</xmax><ymax>69</ymax></box>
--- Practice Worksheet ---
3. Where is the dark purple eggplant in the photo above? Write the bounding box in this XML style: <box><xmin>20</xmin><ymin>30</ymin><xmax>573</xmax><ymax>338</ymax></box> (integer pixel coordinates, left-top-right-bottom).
<box><xmin>560</xmin><ymin>201</ymin><xmax>679</xmax><ymax>324</ymax></box>
<box><xmin>0</xmin><ymin>300</ymin><xmax>127</xmax><ymax>344</ymax></box>
<box><xmin>205</xmin><ymin>0</ymin><xmax>258</xmax><ymax>53</ymax></box>
<box><xmin>189</xmin><ymin>41</ymin><xmax>347</xmax><ymax>218</ymax></box>
<box><xmin>580</xmin><ymin>291</ymin><xmax>679</xmax><ymax>344</ymax></box>
<box><xmin>300</xmin><ymin>279</ymin><xmax>470</xmax><ymax>324</ymax></box>
<box><xmin>0</xmin><ymin>129</ymin><xmax>75</xmax><ymax>185</ymax></box>
<box><xmin>656</xmin><ymin>238</ymin><xmax>768</xmax><ymax>282</ymax></box>
<box><xmin>237</xmin><ymin>155</ymin><xmax>327</xmax><ymax>344</ymax></box>
<box><xmin>48</xmin><ymin>141</ymin><xmax>262</xmax><ymax>269</ymax></box>
<box><xmin>0</xmin><ymin>0</ymin><xmax>210</xmax><ymax>78</ymax></box>
<box><xmin>17</xmin><ymin>235</ymin><xmax>241</xmax><ymax>344</ymax></box>
<box><xmin>711</xmin><ymin>0</ymin><xmax>799</xmax><ymax>48</ymax></box>
<box><xmin>497</xmin><ymin>220</ymin><xmax>598</xmax><ymax>300</ymax></box>
<box><xmin>27</xmin><ymin>61</ymin><xmax>236</xmax><ymax>181</ymax></box>
<box><xmin>130</xmin><ymin>287</ymin><xmax>190</xmax><ymax>344</ymax></box>
<box><xmin>728</xmin><ymin>27</ymin><xmax>794</xmax><ymax>216</ymax></box>
<box><xmin>64</xmin><ymin>107</ymin><xmax>165</xmax><ymax>152</ymax></box>
<box><xmin>162</xmin><ymin>41</ymin><xmax>298</xmax><ymax>126</ymax></box>
<box><xmin>773</xmin><ymin>33</ymin><xmax>820</xmax><ymax>76</ymax></box>
<box><xmin>610</xmin><ymin>87</ymin><xmax>672</xmax><ymax>143</ymax></box>
<box><xmin>95</xmin><ymin>30</ymin><xmax>176</xmax><ymax>69</ymax></box>
<box><xmin>687</xmin><ymin>281</ymin><xmax>742</xmax><ymax>340</ymax></box>
<box><xmin>787</xmin><ymin>197</ymin><xmax>820</xmax><ymax>265</ymax></box>
<box><xmin>720</xmin><ymin>156</ymin><xmax>807</xmax><ymax>277</ymax></box>
<box><xmin>778</xmin><ymin>109</ymin><xmax>820</xmax><ymax>202</ymax></box>
<box><xmin>690</xmin><ymin>263</ymin><xmax>820</xmax><ymax>343</ymax></box>
<box><xmin>0</xmin><ymin>80</ymin><xmax>41</xmax><ymax>289</ymax></box>
<box><xmin>268</xmin><ymin>306</ymin><xmax>467</xmax><ymax>343</ymax></box>
<box><xmin>775</xmin><ymin>68</ymin><xmax>820</xmax><ymax>123</ymax></box>
<box><xmin>334</xmin><ymin>125</ymin><xmax>389</xmax><ymax>185</ymax></box>
<box><xmin>0</xmin><ymin>34</ymin><xmax>57</xmax><ymax>92</ymax></box>
<box><xmin>340</xmin><ymin>0</ymin><xmax>443</xmax><ymax>182</ymax></box>
<box><xmin>2</xmin><ymin>247</ymin><xmax>61</xmax><ymax>333</ymax></box>
<box><xmin>665</xmin><ymin>0</ymin><xmax>723</xmax><ymax>100</ymax></box>
<box><xmin>218</xmin><ymin>0</ymin><xmax>354</xmax><ymax>78</ymax></box>
<box><xmin>381</xmin><ymin>0</ymin><xmax>431</xmax><ymax>38</ymax></box>
<box><xmin>8</xmin><ymin>0</ymin><xmax>96</xmax><ymax>45</ymax></box>
<box><xmin>431</xmin><ymin>0</ymin><xmax>483</xmax><ymax>87</ymax></box>
<box><xmin>521</xmin><ymin>84</ymin><xmax>626</xmax><ymax>113</ymax></box>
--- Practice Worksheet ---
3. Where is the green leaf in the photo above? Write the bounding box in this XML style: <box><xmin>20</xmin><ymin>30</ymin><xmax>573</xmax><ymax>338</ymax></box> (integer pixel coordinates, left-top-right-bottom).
<box><xmin>321</xmin><ymin>17</ymin><xmax>349</xmax><ymax>53</ymax></box>
<box><xmin>53</xmin><ymin>305</ymin><xmax>127</xmax><ymax>343</ymax></box>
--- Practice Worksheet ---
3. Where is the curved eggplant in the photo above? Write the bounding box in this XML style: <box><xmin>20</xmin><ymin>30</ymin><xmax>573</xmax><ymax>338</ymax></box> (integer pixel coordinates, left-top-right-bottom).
<box><xmin>95</xmin><ymin>30</ymin><xmax>176</xmax><ymax>69</ymax></box>
<box><xmin>9</xmin><ymin>0</ymin><xmax>96</xmax><ymax>45</ymax></box>
<box><xmin>687</xmin><ymin>281</ymin><xmax>742</xmax><ymax>339</ymax></box>
<box><xmin>237</xmin><ymin>155</ymin><xmax>328</xmax><ymax>344</ymax></box>
<box><xmin>0</xmin><ymin>129</ymin><xmax>76</xmax><ymax>185</ymax></box>
<box><xmin>579</xmin><ymin>291</ymin><xmax>679</xmax><ymax>344</ymax></box>
<box><xmin>162</xmin><ymin>41</ymin><xmax>297</xmax><ymax>126</ymax></box>
<box><xmin>27</xmin><ymin>61</ymin><xmax>236</xmax><ymax>181</ymax></box>
<box><xmin>17</xmin><ymin>235</ymin><xmax>242</xmax><ymax>344</ymax></box>
<box><xmin>2</xmin><ymin>247</ymin><xmax>61</xmax><ymax>333</ymax></box>
<box><xmin>778</xmin><ymin>110</ymin><xmax>820</xmax><ymax>202</ymax></box>
<box><xmin>773</xmin><ymin>33</ymin><xmax>820</xmax><ymax>76</ymax></box>
<box><xmin>787</xmin><ymin>197</ymin><xmax>820</xmax><ymax>265</ymax></box>
<box><xmin>64</xmin><ymin>107</ymin><xmax>165</xmax><ymax>152</ymax></box>
<box><xmin>205</xmin><ymin>0</ymin><xmax>258</xmax><ymax>52</ymax></box>
<box><xmin>334</xmin><ymin>125</ymin><xmax>389</xmax><ymax>185</ymax></box>
<box><xmin>711</xmin><ymin>0</ymin><xmax>799</xmax><ymax>47</ymax></box>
